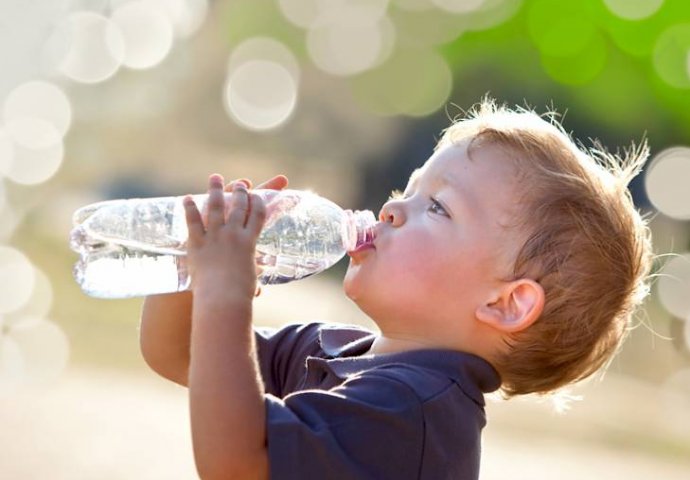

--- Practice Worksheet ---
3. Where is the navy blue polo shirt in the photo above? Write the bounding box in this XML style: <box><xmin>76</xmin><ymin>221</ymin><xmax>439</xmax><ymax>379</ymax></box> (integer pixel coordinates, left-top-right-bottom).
<box><xmin>255</xmin><ymin>322</ymin><xmax>501</xmax><ymax>480</ymax></box>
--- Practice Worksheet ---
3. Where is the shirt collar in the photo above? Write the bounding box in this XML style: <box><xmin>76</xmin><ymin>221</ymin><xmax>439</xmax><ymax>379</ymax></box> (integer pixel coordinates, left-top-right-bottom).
<box><xmin>317</xmin><ymin>325</ymin><xmax>502</xmax><ymax>405</ymax></box>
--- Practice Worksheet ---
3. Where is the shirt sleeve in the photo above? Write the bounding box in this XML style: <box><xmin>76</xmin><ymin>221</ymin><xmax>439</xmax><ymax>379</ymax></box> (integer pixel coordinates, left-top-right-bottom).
<box><xmin>254</xmin><ymin>323</ymin><xmax>325</xmax><ymax>397</ymax></box>
<box><xmin>264</xmin><ymin>368</ymin><xmax>424</xmax><ymax>480</ymax></box>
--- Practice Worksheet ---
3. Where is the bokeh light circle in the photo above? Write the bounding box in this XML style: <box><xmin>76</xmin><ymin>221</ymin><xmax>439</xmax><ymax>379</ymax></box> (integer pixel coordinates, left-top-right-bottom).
<box><xmin>644</xmin><ymin>147</ymin><xmax>690</xmax><ymax>220</ymax></box>
<box><xmin>528</xmin><ymin>1</ymin><xmax>597</xmax><ymax>58</ymax></box>
<box><xmin>228</xmin><ymin>37</ymin><xmax>300</xmax><ymax>81</ymax></box>
<box><xmin>3</xmin><ymin>317</ymin><xmax>70</xmax><ymax>384</ymax></box>
<box><xmin>224</xmin><ymin>60</ymin><xmax>298</xmax><ymax>131</ymax></box>
<box><xmin>351</xmin><ymin>48</ymin><xmax>452</xmax><ymax>117</ymax></box>
<box><xmin>307</xmin><ymin>13</ymin><xmax>386</xmax><ymax>76</ymax></box>
<box><xmin>394</xmin><ymin>0</ymin><xmax>435</xmax><ymax>10</ymax></box>
<box><xmin>466</xmin><ymin>0</ymin><xmax>523</xmax><ymax>32</ymax></box>
<box><xmin>603</xmin><ymin>0</ymin><xmax>664</xmax><ymax>21</ymax></box>
<box><xmin>657</xmin><ymin>253</ymin><xmax>690</xmax><ymax>319</ymax></box>
<box><xmin>5</xmin><ymin>267</ymin><xmax>53</xmax><ymax>322</ymax></box>
<box><xmin>0</xmin><ymin>334</ymin><xmax>24</xmax><ymax>390</ymax></box>
<box><xmin>145</xmin><ymin>0</ymin><xmax>209</xmax><ymax>38</ymax></box>
<box><xmin>0</xmin><ymin>247</ymin><xmax>35</xmax><ymax>315</ymax></box>
<box><xmin>4</xmin><ymin>136</ymin><xmax>64</xmax><ymax>186</ymax></box>
<box><xmin>541</xmin><ymin>32</ymin><xmax>608</xmax><ymax>86</ymax></box>
<box><xmin>432</xmin><ymin>0</ymin><xmax>485</xmax><ymax>14</ymax></box>
<box><xmin>51</xmin><ymin>12</ymin><xmax>125</xmax><ymax>84</ymax></box>
<box><xmin>653</xmin><ymin>24</ymin><xmax>690</xmax><ymax>89</ymax></box>
<box><xmin>6</xmin><ymin>118</ymin><xmax>61</xmax><ymax>150</ymax></box>
<box><xmin>277</xmin><ymin>0</ymin><xmax>325</xmax><ymax>29</ymax></box>
<box><xmin>111</xmin><ymin>1</ymin><xmax>174</xmax><ymax>70</ymax></box>
<box><xmin>0</xmin><ymin>129</ymin><xmax>13</xmax><ymax>177</ymax></box>
<box><xmin>3</xmin><ymin>81</ymin><xmax>72</xmax><ymax>137</ymax></box>
<box><xmin>391</xmin><ymin>5</ymin><xmax>468</xmax><ymax>47</ymax></box>
<box><xmin>0</xmin><ymin>181</ymin><xmax>6</xmax><ymax>212</ymax></box>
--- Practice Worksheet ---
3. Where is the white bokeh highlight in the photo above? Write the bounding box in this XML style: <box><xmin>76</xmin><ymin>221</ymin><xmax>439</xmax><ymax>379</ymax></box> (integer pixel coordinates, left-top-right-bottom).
<box><xmin>143</xmin><ymin>0</ymin><xmax>209</xmax><ymax>38</ymax></box>
<box><xmin>644</xmin><ymin>147</ymin><xmax>690</xmax><ymax>220</ymax></box>
<box><xmin>0</xmin><ymin>129</ymin><xmax>13</xmax><ymax>177</ymax></box>
<box><xmin>3</xmin><ymin>81</ymin><xmax>72</xmax><ymax>137</ymax></box>
<box><xmin>6</xmin><ymin>118</ymin><xmax>62</xmax><ymax>151</ymax></box>
<box><xmin>223</xmin><ymin>38</ymin><xmax>300</xmax><ymax>131</ymax></box>
<box><xmin>111</xmin><ymin>1</ymin><xmax>174</xmax><ymax>70</ymax></box>
<box><xmin>432</xmin><ymin>0</ymin><xmax>486</xmax><ymax>14</ymax></box>
<box><xmin>227</xmin><ymin>37</ymin><xmax>300</xmax><ymax>80</ymax></box>
<box><xmin>3</xmin><ymin>133</ymin><xmax>64</xmax><ymax>186</ymax></box>
<box><xmin>5</xmin><ymin>267</ymin><xmax>54</xmax><ymax>322</ymax></box>
<box><xmin>657</xmin><ymin>253</ymin><xmax>690</xmax><ymax>319</ymax></box>
<box><xmin>0</xmin><ymin>316</ymin><xmax>70</xmax><ymax>388</ymax></box>
<box><xmin>49</xmin><ymin>12</ymin><xmax>125</xmax><ymax>84</ymax></box>
<box><xmin>603</xmin><ymin>0</ymin><xmax>664</xmax><ymax>21</ymax></box>
<box><xmin>307</xmin><ymin>4</ymin><xmax>389</xmax><ymax>76</ymax></box>
<box><xmin>0</xmin><ymin>246</ymin><xmax>35</xmax><ymax>315</ymax></box>
<box><xmin>224</xmin><ymin>61</ymin><xmax>298</xmax><ymax>131</ymax></box>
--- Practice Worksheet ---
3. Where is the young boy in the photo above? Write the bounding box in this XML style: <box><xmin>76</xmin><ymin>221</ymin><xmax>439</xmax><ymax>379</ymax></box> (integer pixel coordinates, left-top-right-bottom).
<box><xmin>139</xmin><ymin>99</ymin><xmax>653</xmax><ymax>479</ymax></box>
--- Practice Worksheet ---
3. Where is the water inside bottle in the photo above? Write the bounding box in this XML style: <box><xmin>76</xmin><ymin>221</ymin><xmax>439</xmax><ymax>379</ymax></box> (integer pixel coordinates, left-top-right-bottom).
<box><xmin>71</xmin><ymin>227</ymin><xmax>190</xmax><ymax>298</ymax></box>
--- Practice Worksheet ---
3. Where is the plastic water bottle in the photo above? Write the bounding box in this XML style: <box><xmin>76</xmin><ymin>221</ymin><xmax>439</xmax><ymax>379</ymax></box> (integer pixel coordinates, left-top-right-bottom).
<box><xmin>69</xmin><ymin>189</ymin><xmax>377</xmax><ymax>298</ymax></box>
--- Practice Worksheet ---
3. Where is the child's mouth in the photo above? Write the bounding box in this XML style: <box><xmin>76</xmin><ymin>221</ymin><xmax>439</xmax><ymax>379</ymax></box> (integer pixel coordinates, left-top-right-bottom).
<box><xmin>347</xmin><ymin>240</ymin><xmax>375</xmax><ymax>256</ymax></box>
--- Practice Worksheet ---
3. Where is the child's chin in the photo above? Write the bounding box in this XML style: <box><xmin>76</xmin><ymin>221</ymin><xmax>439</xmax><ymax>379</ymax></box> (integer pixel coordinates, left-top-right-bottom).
<box><xmin>342</xmin><ymin>265</ymin><xmax>365</xmax><ymax>301</ymax></box>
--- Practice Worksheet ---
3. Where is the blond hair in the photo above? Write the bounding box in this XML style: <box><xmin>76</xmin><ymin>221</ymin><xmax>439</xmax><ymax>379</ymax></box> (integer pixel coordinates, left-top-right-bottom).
<box><xmin>438</xmin><ymin>98</ymin><xmax>654</xmax><ymax>397</ymax></box>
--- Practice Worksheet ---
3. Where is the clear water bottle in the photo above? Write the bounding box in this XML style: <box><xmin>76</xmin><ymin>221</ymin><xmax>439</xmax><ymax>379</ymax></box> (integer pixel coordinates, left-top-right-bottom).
<box><xmin>69</xmin><ymin>189</ymin><xmax>377</xmax><ymax>298</ymax></box>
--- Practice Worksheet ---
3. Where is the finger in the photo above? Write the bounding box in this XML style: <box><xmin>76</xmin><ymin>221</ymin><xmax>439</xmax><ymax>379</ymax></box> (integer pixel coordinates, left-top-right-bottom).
<box><xmin>183</xmin><ymin>195</ymin><xmax>204</xmax><ymax>241</ymax></box>
<box><xmin>254</xmin><ymin>285</ymin><xmax>262</xmax><ymax>297</ymax></box>
<box><xmin>245</xmin><ymin>192</ymin><xmax>266</xmax><ymax>237</ymax></box>
<box><xmin>206</xmin><ymin>174</ymin><xmax>226</xmax><ymax>229</ymax></box>
<box><xmin>256</xmin><ymin>174</ymin><xmax>288</xmax><ymax>191</ymax></box>
<box><xmin>227</xmin><ymin>182</ymin><xmax>250</xmax><ymax>228</ymax></box>
<box><xmin>224</xmin><ymin>178</ymin><xmax>252</xmax><ymax>193</ymax></box>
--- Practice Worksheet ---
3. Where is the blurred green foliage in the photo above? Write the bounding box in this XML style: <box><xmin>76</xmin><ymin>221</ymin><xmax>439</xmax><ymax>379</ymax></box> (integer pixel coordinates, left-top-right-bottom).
<box><xmin>221</xmin><ymin>0</ymin><xmax>690</xmax><ymax>149</ymax></box>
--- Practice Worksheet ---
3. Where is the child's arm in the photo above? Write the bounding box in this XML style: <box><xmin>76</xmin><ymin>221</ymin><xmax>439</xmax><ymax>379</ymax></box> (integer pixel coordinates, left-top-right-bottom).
<box><xmin>139</xmin><ymin>175</ymin><xmax>288</xmax><ymax>386</ymax></box>
<box><xmin>184</xmin><ymin>175</ymin><xmax>268</xmax><ymax>479</ymax></box>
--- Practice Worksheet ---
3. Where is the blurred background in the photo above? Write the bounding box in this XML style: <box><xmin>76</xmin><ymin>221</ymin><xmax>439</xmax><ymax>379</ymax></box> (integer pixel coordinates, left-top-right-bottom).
<box><xmin>1</xmin><ymin>0</ymin><xmax>690</xmax><ymax>478</ymax></box>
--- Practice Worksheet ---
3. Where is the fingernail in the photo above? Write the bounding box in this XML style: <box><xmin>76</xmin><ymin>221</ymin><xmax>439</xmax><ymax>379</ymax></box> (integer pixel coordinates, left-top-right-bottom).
<box><xmin>209</xmin><ymin>174</ymin><xmax>223</xmax><ymax>186</ymax></box>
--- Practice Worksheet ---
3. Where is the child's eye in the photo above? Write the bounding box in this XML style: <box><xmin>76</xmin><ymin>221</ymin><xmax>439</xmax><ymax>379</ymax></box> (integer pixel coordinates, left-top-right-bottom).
<box><xmin>429</xmin><ymin>197</ymin><xmax>449</xmax><ymax>217</ymax></box>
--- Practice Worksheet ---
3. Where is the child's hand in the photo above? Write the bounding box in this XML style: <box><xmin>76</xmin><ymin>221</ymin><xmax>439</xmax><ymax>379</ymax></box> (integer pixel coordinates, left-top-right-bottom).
<box><xmin>183</xmin><ymin>174</ymin><xmax>266</xmax><ymax>304</ymax></box>
<box><xmin>224</xmin><ymin>174</ymin><xmax>288</xmax><ymax>194</ymax></box>
<box><xmin>224</xmin><ymin>174</ymin><xmax>289</xmax><ymax>297</ymax></box>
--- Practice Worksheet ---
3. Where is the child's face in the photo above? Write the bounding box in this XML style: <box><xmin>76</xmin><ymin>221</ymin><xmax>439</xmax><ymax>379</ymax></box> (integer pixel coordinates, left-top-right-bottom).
<box><xmin>344</xmin><ymin>139</ymin><xmax>522</xmax><ymax>349</ymax></box>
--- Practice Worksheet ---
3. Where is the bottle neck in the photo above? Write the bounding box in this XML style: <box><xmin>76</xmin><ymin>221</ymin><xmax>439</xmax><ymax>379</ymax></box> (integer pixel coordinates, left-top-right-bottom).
<box><xmin>343</xmin><ymin>209</ymin><xmax>377</xmax><ymax>251</ymax></box>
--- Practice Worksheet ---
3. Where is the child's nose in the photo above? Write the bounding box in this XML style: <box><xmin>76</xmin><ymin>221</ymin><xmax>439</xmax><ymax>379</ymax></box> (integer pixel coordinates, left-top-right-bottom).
<box><xmin>379</xmin><ymin>202</ymin><xmax>405</xmax><ymax>227</ymax></box>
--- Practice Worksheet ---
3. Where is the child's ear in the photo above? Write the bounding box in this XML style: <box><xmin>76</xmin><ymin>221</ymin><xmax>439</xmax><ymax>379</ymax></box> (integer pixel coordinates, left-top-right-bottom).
<box><xmin>475</xmin><ymin>279</ymin><xmax>544</xmax><ymax>333</ymax></box>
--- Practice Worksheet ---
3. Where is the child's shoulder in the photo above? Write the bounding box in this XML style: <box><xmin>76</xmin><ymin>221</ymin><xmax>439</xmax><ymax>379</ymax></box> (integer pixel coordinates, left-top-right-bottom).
<box><xmin>362</xmin><ymin>350</ymin><xmax>499</xmax><ymax>408</ymax></box>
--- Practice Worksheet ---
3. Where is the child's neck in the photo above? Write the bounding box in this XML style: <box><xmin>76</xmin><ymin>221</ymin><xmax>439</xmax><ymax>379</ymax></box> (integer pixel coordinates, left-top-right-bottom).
<box><xmin>365</xmin><ymin>334</ymin><xmax>442</xmax><ymax>356</ymax></box>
